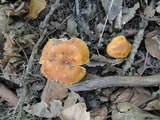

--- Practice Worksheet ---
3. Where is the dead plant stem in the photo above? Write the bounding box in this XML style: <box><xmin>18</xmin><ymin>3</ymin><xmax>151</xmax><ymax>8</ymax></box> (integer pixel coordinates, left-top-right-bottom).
<box><xmin>98</xmin><ymin>0</ymin><xmax>114</xmax><ymax>47</ymax></box>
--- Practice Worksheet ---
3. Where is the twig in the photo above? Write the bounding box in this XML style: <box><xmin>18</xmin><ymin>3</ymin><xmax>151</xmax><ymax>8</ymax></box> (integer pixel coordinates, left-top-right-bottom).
<box><xmin>40</xmin><ymin>0</ymin><xmax>60</xmax><ymax>29</ymax></box>
<box><xmin>75</xmin><ymin>0</ymin><xmax>80</xmax><ymax>16</ymax></box>
<box><xmin>98</xmin><ymin>0</ymin><xmax>114</xmax><ymax>47</ymax></box>
<box><xmin>68</xmin><ymin>74</ymin><xmax>160</xmax><ymax>91</ymax></box>
<box><xmin>122</xmin><ymin>19</ymin><xmax>148</xmax><ymax>74</ymax></box>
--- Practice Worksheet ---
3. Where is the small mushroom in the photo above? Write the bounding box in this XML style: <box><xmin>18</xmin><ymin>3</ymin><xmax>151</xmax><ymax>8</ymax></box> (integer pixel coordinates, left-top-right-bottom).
<box><xmin>106</xmin><ymin>36</ymin><xmax>131</xmax><ymax>58</ymax></box>
<box><xmin>40</xmin><ymin>38</ymin><xmax>90</xmax><ymax>85</ymax></box>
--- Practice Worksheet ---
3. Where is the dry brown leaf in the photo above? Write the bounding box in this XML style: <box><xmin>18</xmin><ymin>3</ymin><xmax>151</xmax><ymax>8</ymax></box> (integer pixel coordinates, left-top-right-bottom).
<box><xmin>4</xmin><ymin>38</ymin><xmax>15</xmax><ymax>54</ymax></box>
<box><xmin>121</xmin><ymin>3</ymin><xmax>140</xmax><ymax>25</ymax></box>
<box><xmin>102</xmin><ymin>88</ymin><xmax>113</xmax><ymax>98</ymax></box>
<box><xmin>24</xmin><ymin>100</ymin><xmax>63</xmax><ymax>118</ymax></box>
<box><xmin>27</xmin><ymin>0</ymin><xmax>46</xmax><ymax>19</ymax></box>
<box><xmin>112</xmin><ymin>102</ymin><xmax>160</xmax><ymax>120</ymax></box>
<box><xmin>41</xmin><ymin>80</ymin><xmax>68</xmax><ymax>103</ymax></box>
<box><xmin>101</xmin><ymin>66</ymin><xmax>123</xmax><ymax>76</ymax></box>
<box><xmin>90</xmin><ymin>107</ymin><xmax>108</xmax><ymax>120</ymax></box>
<box><xmin>112</xmin><ymin>88</ymin><xmax>151</xmax><ymax>107</ymax></box>
<box><xmin>67</xmin><ymin>14</ymin><xmax>79</xmax><ymax>37</ymax></box>
<box><xmin>0</xmin><ymin>37</ymin><xmax>24</xmax><ymax>84</ymax></box>
<box><xmin>0</xmin><ymin>83</ymin><xmax>18</xmax><ymax>106</ymax></box>
<box><xmin>145</xmin><ymin>30</ymin><xmax>160</xmax><ymax>60</ymax></box>
<box><xmin>101</xmin><ymin>0</ymin><xmax>123</xmax><ymax>22</ymax></box>
<box><xmin>110</xmin><ymin>88</ymin><xmax>126</xmax><ymax>102</ymax></box>
<box><xmin>83</xmin><ymin>73</ymin><xmax>99</xmax><ymax>80</ymax></box>
<box><xmin>63</xmin><ymin>91</ymin><xmax>83</xmax><ymax>108</ymax></box>
<box><xmin>143</xmin><ymin>6</ymin><xmax>156</xmax><ymax>18</ymax></box>
<box><xmin>1</xmin><ymin>36</ymin><xmax>17</xmax><ymax>66</ymax></box>
<box><xmin>156</xmin><ymin>1</ymin><xmax>160</xmax><ymax>13</ymax></box>
<box><xmin>59</xmin><ymin>103</ymin><xmax>90</xmax><ymax>120</ymax></box>
<box><xmin>144</xmin><ymin>100</ymin><xmax>160</xmax><ymax>111</ymax></box>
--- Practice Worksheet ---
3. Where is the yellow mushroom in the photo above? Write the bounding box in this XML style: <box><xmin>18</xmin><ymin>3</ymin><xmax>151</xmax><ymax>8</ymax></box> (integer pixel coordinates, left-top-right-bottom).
<box><xmin>106</xmin><ymin>36</ymin><xmax>131</xmax><ymax>58</ymax></box>
<box><xmin>39</xmin><ymin>38</ymin><xmax>90</xmax><ymax>85</ymax></box>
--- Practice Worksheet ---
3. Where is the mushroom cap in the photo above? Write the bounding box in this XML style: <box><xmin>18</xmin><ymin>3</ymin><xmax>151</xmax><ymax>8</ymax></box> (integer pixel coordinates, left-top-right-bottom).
<box><xmin>106</xmin><ymin>36</ymin><xmax>131</xmax><ymax>58</ymax></box>
<box><xmin>40</xmin><ymin>38</ymin><xmax>89</xmax><ymax>85</ymax></box>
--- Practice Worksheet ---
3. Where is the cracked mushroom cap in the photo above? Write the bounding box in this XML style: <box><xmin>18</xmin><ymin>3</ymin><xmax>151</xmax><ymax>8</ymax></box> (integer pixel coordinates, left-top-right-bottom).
<box><xmin>106</xmin><ymin>36</ymin><xmax>131</xmax><ymax>58</ymax></box>
<box><xmin>40</xmin><ymin>38</ymin><xmax>90</xmax><ymax>85</ymax></box>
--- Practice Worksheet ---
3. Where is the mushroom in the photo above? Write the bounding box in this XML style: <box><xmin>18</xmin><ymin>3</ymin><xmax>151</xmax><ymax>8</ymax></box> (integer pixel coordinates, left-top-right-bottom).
<box><xmin>40</xmin><ymin>38</ymin><xmax>90</xmax><ymax>85</ymax></box>
<box><xmin>106</xmin><ymin>36</ymin><xmax>131</xmax><ymax>58</ymax></box>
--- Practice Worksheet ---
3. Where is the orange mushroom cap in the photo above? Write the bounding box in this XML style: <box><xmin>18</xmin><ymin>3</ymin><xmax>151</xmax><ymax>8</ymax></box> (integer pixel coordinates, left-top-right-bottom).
<box><xmin>106</xmin><ymin>36</ymin><xmax>131</xmax><ymax>58</ymax></box>
<box><xmin>40</xmin><ymin>38</ymin><xmax>90</xmax><ymax>85</ymax></box>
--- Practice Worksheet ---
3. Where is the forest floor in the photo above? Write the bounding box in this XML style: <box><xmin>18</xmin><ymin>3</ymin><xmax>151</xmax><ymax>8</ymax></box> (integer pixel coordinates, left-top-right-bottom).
<box><xmin>0</xmin><ymin>0</ymin><xmax>160</xmax><ymax>120</ymax></box>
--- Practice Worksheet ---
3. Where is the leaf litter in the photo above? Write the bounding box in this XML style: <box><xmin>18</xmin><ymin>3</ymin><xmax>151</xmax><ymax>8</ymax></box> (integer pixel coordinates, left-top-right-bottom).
<box><xmin>0</xmin><ymin>0</ymin><xmax>160</xmax><ymax>120</ymax></box>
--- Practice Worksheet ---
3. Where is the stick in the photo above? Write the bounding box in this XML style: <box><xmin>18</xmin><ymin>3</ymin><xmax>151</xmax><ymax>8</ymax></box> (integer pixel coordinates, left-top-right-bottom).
<box><xmin>122</xmin><ymin>19</ymin><xmax>148</xmax><ymax>74</ymax></box>
<box><xmin>68</xmin><ymin>75</ymin><xmax>160</xmax><ymax>91</ymax></box>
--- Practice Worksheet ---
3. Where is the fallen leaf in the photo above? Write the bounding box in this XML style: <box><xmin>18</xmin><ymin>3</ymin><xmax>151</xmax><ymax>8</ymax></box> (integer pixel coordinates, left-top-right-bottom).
<box><xmin>101</xmin><ymin>66</ymin><xmax>123</xmax><ymax>75</ymax></box>
<box><xmin>0</xmin><ymin>37</ymin><xmax>24</xmax><ymax>84</ymax></box>
<box><xmin>59</xmin><ymin>103</ymin><xmax>90</xmax><ymax>120</ymax></box>
<box><xmin>83</xmin><ymin>73</ymin><xmax>99</xmax><ymax>80</ymax></box>
<box><xmin>101</xmin><ymin>0</ymin><xmax>123</xmax><ymax>22</ymax></box>
<box><xmin>114</xmin><ymin>9</ymin><xmax>122</xmax><ymax>29</ymax></box>
<box><xmin>31</xmin><ymin>82</ymin><xmax>44</xmax><ymax>91</ymax></box>
<box><xmin>144</xmin><ymin>100</ymin><xmax>160</xmax><ymax>111</ymax></box>
<box><xmin>110</xmin><ymin>88</ymin><xmax>126</xmax><ymax>102</ymax></box>
<box><xmin>102</xmin><ymin>88</ymin><xmax>113</xmax><ymax>98</ymax></box>
<box><xmin>112</xmin><ymin>88</ymin><xmax>151</xmax><ymax>107</ymax></box>
<box><xmin>122</xmin><ymin>3</ymin><xmax>140</xmax><ymax>25</ymax></box>
<box><xmin>24</xmin><ymin>100</ymin><xmax>63</xmax><ymax>118</ymax></box>
<box><xmin>90</xmin><ymin>106</ymin><xmax>108</xmax><ymax>120</ymax></box>
<box><xmin>63</xmin><ymin>91</ymin><xmax>83</xmax><ymax>109</ymax></box>
<box><xmin>0</xmin><ymin>83</ymin><xmax>18</xmax><ymax>106</ymax></box>
<box><xmin>156</xmin><ymin>1</ymin><xmax>160</xmax><ymax>13</ymax></box>
<box><xmin>41</xmin><ymin>80</ymin><xmax>68</xmax><ymax>103</ymax></box>
<box><xmin>112</xmin><ymin>102</ymin><xmax>160</xmax><ymax>120</ymax></box>
<box><xmin>145</xmin><ymin>30</ymin><xmax>160</xmax><ymax>60</ymax></box>
<box><xmin>143</xmin><ymin>6</ymin><xmax>155</xmax><ymax>18</ymax></box>
<box><xmin>150</xmin><ymin>89</ymin><xmax>160</xmax><ymax>100</ymax></box>
<box><xmin>27</xmin><ymin>0</ymin><xmax>46</xmax><ymax>19</ymax></box>
<box><xmin>67</xmin><ymin>14</ymin><xmax>79</xmax><ymax>37</ymax></box>
<box><xmin>81</xmin><ymin>2</ymin><xmax>97</xmax><ymax>19</ymax></box>
<box><xmin>0</xmin><ymin>7</ymin><xmax>11</xmax><ymax>31</ymax></box>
